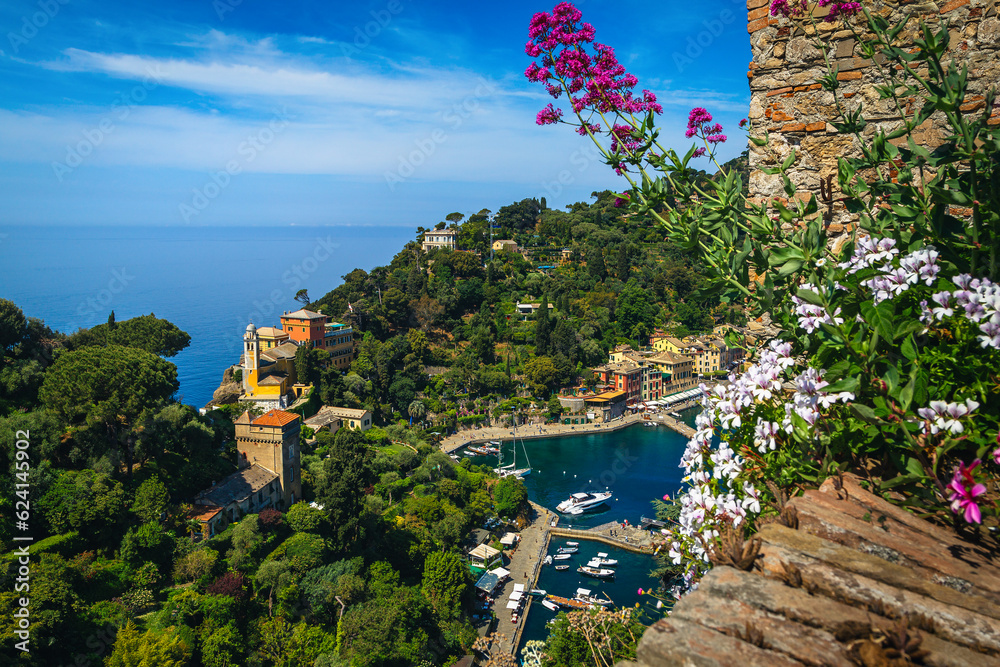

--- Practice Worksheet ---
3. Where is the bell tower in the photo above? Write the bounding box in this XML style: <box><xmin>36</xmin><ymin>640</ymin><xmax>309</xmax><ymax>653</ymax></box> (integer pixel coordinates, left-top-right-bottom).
<box><xmin>243</xmin><ymin>322</ymin><xmax>260</xmax><ymax>395</ymax></box>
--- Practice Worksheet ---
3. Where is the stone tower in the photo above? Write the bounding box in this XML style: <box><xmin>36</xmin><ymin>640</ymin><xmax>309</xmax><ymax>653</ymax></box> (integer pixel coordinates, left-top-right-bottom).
<box><xmin>234</xmin><ymin>409</ymin><xmax>302</xmax><ymax>508</ymax></box>
<box><xmin>243</xmin><ymin>322</ymin><xmax>259</xmax><ymax>395</ymax></box>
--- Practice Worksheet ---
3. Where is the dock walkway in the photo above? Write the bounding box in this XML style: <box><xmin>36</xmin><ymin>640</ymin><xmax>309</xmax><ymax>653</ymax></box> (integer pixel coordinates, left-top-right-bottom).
<box><xmin>491</xmin><ymin>501</ymin><xmax>555</xmax><ymax>656</ymax></box>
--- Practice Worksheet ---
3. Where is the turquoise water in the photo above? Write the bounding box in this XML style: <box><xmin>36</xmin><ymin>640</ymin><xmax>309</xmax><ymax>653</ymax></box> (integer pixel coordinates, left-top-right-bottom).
<box><xmin>493</xmin><ymin>411</ymin><xmax>700</xmax><ymax>657</ymax></box>
<box><xmin>472</xmin><ymin>415</ymin><xmax>695</xmax><ymax>528</ymax></box>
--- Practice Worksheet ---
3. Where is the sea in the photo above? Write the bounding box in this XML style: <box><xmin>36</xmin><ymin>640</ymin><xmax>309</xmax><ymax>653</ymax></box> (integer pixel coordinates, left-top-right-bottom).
<box><xmin>0</xmin><ymin>225</ymin><xmax>414</xmax><ymax>407</ymax></box>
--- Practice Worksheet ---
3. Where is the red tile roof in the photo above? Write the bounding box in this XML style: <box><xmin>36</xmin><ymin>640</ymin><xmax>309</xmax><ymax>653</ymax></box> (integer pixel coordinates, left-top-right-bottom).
<box><xmin>253</xmin><ymin>409</ymin><xmax>300</xmax><ymax>427</ymax></box>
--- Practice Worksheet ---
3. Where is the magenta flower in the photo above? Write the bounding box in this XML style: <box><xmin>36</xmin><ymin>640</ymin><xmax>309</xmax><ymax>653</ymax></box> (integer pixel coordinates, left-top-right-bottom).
<box><xmin>947</xmin><ymin>459</ymin><xmax>986</xmax><ymax>524</ymax></box>
<box><xmin>994</xmin><ymin>446</ymin><xmax>1000</xmax><ymax>466</ymax></box>
<box><xmin>525</xmin><ymin>3</ymin><xmax>661</xmax><ymax>133</ymax></box>
<box><xmin>536</xmin><ymin>104</ymin><xmax>563</xmax><ymax>125</ymax></box>
<box><xmin>637</xmin><ymin>588</ymin><xmax>644</xmax><ymax>595</ymax></box>
<box><xmin>692</xmin><ymin>147</ymin><xmax>707</xmax><ymax>158</ymax></box>
<box><xmin>739</xmin><ymin>118</ymin><xmax>748</xmax><ymax>128</ymax></box>
<box><xmin>818</xmin><ymin>0</ymin><xmax>862</xmax><ymax>21</ymax></box>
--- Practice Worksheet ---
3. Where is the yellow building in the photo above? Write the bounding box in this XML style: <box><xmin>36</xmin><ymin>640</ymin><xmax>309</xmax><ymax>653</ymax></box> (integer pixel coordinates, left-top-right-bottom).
<box><xmin>256</xmin><ymin>326</ymin><xmax>290</xmax><ymax>350</ymax></box>
<box><xmin>648</xmin><ymin>351</ymin><xmax>696</xmax><ymax>391</ymax></box>
<box><xmin>492</xmin><ymin>240</ymin><xmax>518</xmax><ymax>253</ymax></box>
<box><xmin>240</xmin><ymin>323</ymin><xmax>306</xmax><ymax>410</ymax></box>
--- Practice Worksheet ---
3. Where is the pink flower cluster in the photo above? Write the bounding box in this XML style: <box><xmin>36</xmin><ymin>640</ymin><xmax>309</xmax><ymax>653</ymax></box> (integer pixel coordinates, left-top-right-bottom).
<box><xmin>770</xmin><ymin>0</ymin><xmax>861</xmax><ymax>21</ymax></box>
<box><xmin>525</xmin><ymin>3</ymin><xmax>662</xmax><ymax>124</ymax></box>
<box><xmin>948</xmin><ymin>459</ymin><xmax>987</xmax><ymax>524</ymax></box>
<box><xmin>685</xmin><ymin>108</ymin><xmax>726</xmax><ymax>158</ymax></box>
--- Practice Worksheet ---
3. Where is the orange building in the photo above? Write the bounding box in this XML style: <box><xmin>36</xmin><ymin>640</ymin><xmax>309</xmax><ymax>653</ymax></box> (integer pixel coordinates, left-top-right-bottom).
<box><xmin>279</xmin><ymin>308</ymin><xmax>355</xmax><ymax>370</ymax></box>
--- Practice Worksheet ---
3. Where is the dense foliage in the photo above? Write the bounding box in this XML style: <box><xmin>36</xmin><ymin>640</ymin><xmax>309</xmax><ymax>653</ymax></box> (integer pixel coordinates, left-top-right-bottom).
<box><xmin>523</xmin><ymin>0</ymin><xmax>1000</xmax><ymax>603</ymax></box>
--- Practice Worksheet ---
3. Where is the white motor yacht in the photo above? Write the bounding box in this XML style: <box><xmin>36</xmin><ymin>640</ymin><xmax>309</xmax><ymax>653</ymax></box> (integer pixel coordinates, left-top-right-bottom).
<box><xmin>557</xmin><ymin>491</ymin><xmax>612</xmax><ymax>514</ymax></box>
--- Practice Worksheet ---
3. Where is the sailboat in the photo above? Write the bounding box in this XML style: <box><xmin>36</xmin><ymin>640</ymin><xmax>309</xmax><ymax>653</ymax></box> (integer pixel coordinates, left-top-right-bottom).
<box><xmin>493</xmin><ymin>417</ymin><xmax>531</xmax><ymax>479</ymax></box>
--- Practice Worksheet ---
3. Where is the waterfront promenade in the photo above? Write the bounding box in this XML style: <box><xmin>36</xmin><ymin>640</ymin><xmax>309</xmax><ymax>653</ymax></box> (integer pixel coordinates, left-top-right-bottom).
<box><xmin>441</xmin><ymin>399</ymin><xmax>702</xmax><ymax>455</ymax></box>
<box><xmin>491</xmin><ymin>501</ymin><xmax>555</xmax><ymax>655</ymax></box>
<box><xmin>489</xmin><ymin>509</ymin><xmax>667</xmax><ymax>655</ymax></box>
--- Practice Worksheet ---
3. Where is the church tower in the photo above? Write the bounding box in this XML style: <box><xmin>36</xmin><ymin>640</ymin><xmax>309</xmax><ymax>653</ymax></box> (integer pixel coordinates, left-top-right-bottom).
<box><xmin>243</xmin><ymin>322</ymin><xmax>260</xmax><ymax>395</ymax></box>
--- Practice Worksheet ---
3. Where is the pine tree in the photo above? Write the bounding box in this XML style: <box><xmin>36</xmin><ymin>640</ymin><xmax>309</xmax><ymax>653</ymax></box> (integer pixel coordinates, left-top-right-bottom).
<box><xmin>534</xmin><ymin>294</ymin><xmax>551</xmax><ymax>356</ymax></box>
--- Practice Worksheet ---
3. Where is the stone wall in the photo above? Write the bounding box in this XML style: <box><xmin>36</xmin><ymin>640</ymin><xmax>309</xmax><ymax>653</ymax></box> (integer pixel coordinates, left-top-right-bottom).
<box><xmin>745</xmin><ymin>0</ymin><xmax>1000</xmax><ymax>251</ymax></box>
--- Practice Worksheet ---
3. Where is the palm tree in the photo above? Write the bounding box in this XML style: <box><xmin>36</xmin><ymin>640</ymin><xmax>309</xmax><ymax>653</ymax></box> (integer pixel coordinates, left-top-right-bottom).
<box><xmin>408</xmin><ymin>399</ymin><xmax>426</xmax><ymax>423</ymax></box>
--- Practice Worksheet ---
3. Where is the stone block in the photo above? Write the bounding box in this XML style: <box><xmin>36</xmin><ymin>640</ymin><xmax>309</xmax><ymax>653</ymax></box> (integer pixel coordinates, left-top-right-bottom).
<box><xmin>757</xmin><ymin>528</ymin><xmax>1000</xmax><ymax>653</ymax></box>
<box><xmin>749</xmin><ymin>6</ymin><xmax>770</xmax><ymax>20</ymax></box>
<box><xmin>748</xmin><ymin>0</ymin><xmax>769</xmax><ymax>8</ymax></box>
<box><xmin>939</xmin><ymin>0</ymin><xmax>970</xmax><ymax>12</ymax></box>
<box><xmin>767</xmin><ymin>86</ymin><xmax>794</xmax><ymax>96</ymax></box>
<box><xmin>748</xmin><ymin>17</ymin><xmax>770</xmax><ymax>32</ymax></box>
<box><xmin>836</xmin><ymin>70</ymin><xmax>864</xmax><ymax>80</ymax></box>
<box><xmin>836</xmin><ymin>38</ymin><xmax>856</xmax><ymax>57</ymax></box>
<box><xmin>635</xmin><ymin>616</ymin><xmax>804</xmax><ymax>667</ymax></box>
<box><xmin>806</xmin><ymin>121</ymin><xmax>826</xmax><ymax>131</ymax></box>
<box><xmin>978</xmin><ymin>16</ymin><xmax>1000</xmax><ymax>41</ymax></box>
<box><xmin>781</xmin><ymin>122</ymin><xmax>807</xmax><ymax>132</ymax></box>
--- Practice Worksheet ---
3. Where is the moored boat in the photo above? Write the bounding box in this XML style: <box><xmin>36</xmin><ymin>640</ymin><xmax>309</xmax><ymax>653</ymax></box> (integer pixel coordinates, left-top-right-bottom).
<box><xmin>529</xmin><ymin>589</ymin><xmax>546</xmax><ymax>598</ymax></box>
<box><xmin>557</xmin><ymin>547</ymin><xmax>578</xmax><ymax>554</ymax></box>
<box><xmin>541</xmin><ymin>599</ymin><xmax>559</xmax><ymax>611</ymax></box>
<box><xmin>565</xmin><ymin>541</ymin><xmax>579</xmax><ymax>546</ymax></box>
<box><xmin>577</xmin><ymin>566</ymin><xmax>615</xmax><ymax>579</ymax></box>
<box><xmin>545</xmin><ymin>594</ymin><xmax>589</xmax><ymax>610</ymax></box>
<box><xmin>557</xmin><ymin>491</ymin><xmax>612</xmax><ymax>514</ymax></box>
<box><xmin>574</xmin><ymin>588</ymin><xmax>612</xmax><ymax>606</ymax></box>
<box><xmin>593</xmin><ymin>552</ymin><xmax>618</xmax><ymax>567</ymax></box>
<box><xmin>552</xmin><ymin>553</ymin><xmax>572</xmax><ymax>561</ymax></box>
<box><xmin>554</xmin><ymin>564</ymin><xmax>570</xmax><ymax>571</ymax></box>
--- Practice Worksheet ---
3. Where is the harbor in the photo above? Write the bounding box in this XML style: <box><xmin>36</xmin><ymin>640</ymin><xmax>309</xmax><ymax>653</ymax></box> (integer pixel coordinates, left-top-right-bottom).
<box><xmin>467</xmin><ymin>413</ymin><xmax>696</xmax><ymax>657</ymax></box>
<box><xmin>441</xmin><ymin>396</ymin><xmax>701</xmax><ymax>455</ymax></box>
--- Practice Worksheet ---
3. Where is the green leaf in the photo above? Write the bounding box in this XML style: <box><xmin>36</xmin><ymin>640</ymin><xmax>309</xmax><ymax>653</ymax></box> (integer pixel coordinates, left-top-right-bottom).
<box><xmin>859</xmin><ymin>300</ymin><xmax>894</xmax><ymax>342</ymax></box>
<box><xmin>905</xmin><ymin>457</ymin><xmax>925</xmax><ymax>478</ymax></box>
<box><xmin>850</xmin><ymin>403</ymin><xmax>879</xmax><ymax>423</ymax></box>
<box><xmin>825</xmin><ymin>376</ymin><xmax>859</xmax><ymax>393</ymax></box>
<box><xmin>901</xmin><ymin>334</ymin><xmax>918</xmax><ymax>361</ymax></box>
<box><xmin>795</xmin><ymin>288</ymin><xmax>824</xmax><ymax>306</ymax></box>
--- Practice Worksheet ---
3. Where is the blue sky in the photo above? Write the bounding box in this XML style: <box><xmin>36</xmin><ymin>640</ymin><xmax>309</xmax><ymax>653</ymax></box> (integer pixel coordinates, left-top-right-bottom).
<box><xmin>0</xmin><ymin>0</ymin><xmax>751</xmax><ymax>226</ymax></box>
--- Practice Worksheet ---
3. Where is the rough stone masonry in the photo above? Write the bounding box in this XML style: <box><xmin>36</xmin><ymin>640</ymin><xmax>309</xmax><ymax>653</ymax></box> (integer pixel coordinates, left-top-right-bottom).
<box><xmin>746</xmin><ymin>0</ymin><xmax>1000</xmax><ymax>254</ymax></box>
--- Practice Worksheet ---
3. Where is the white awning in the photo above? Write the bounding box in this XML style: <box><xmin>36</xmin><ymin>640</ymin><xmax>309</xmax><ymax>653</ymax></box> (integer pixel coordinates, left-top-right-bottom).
<box><xmin>509</xmin><ymin>591</ymin><xmax>523</xmax><ymax>600</ymax></box>
<box><xmin>490</xmin><ymin>567</ymin><xmax>510</xmax><ymax>579</ymax></box>
<box><xmin>513</xmin><ymin>583</ymin><xmax>525</xmax><ymax>592</ymax></box>
<box><xmin>469</xmin><ymin>543</ymin><xmax>500</xmax><ymax>560</ymax></box>
<box><xmin>506</xmin><ymin>600</ymin><xmax>521</xmax><ymax>610</ymax></box>
<box><xmin>499</xmin><ymin>532</ymin><xmax>518</xmax><ymax>545</ymax></box>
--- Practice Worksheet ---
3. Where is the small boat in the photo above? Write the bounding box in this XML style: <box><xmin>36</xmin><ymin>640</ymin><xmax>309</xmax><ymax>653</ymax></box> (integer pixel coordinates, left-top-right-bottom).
<box><xmin>552</xmin><ymin>553</ymin><xmax>572</xmax><ymax>561</ymax></box>
<box><xmin>566</xmin><ymin>541</ymin><xmax>579</xmax><ymax>546</ymax></box>
<box><xmin>449</xmin><ymin>454</ymin><xmax>460</xmax><ymax>461</ymax></box>
<box><xmin>546</xmin><ymin>594</ymin><xmax>589</xmax><ymax>610</ymax></box>
<box><xmin>468</xmin><ymin>446</ymin><xmax>486</xmax><ymax>454</ymax></box>
<box><xmin>544</xmin><ymin>555</ymin><xmax>552</xmax><ymax>565</ymax></box>
<box><xmin>574</xmin><ymin>588</ymin><xmax>612</xmax><ymax>606</ymax></box>
<box><xmin>557</xmin><ymin>491</ymin><xmax>613</xmax><ymax>515</ymax></box>
<box><xmin>643</xmin><ymin>421</ymin><xmax>656</xmax><ymax>427</ymax></box>
<box><xmin>463</xmin><ymin>451</ymin><xmax>477</xmax><ymax>457</ymax></box>
<box><xmin>541</xmin><ymin>599</ymin><xmax>560</xmax><ymax>611</ymax></box>
<box><xmin>529</xmin><ymin>589</ymin><xmax>546</xmax><ymax>598</ymax></box>
<box><xmin>594</xmin><ymin>553</ymin><xmax>619</xmax><ymax>567</ymax></box>
<box><xmin>554</xmin><ymin>565</ymin><xmax>570</xmax><ymax>571</ymax></box>
<box><xmin>578</xmin><ymin>566</ymin><xmax>615</xmax><ymax>579</ymax></box>
<box><xmin>557</xmin><ymin>547</ymin><xmax>578</xmax><ymax>554</ymax></box>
